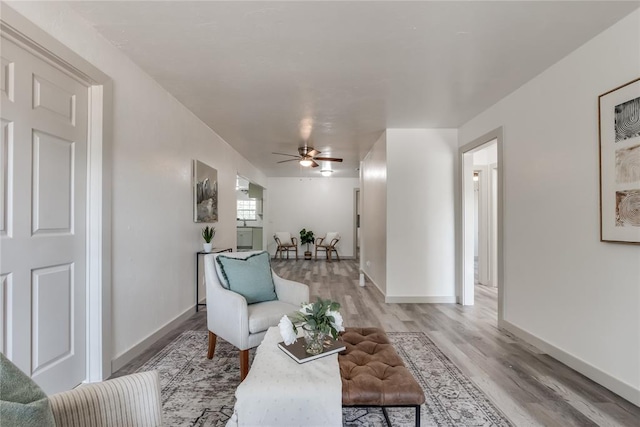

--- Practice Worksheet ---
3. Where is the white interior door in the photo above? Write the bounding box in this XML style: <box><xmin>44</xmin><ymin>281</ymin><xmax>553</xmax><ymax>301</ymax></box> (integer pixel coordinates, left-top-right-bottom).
<box><xmin>0</xmin><ymin>37</ymin><xmax>88</xmax><ymax>393</ymax></box>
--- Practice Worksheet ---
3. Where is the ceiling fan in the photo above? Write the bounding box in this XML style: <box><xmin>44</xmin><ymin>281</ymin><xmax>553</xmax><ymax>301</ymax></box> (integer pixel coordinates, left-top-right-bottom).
<box><xmin>273</xmin><ymin>146</ymin><xmax>343</xmax><ymax>168</ymax></box>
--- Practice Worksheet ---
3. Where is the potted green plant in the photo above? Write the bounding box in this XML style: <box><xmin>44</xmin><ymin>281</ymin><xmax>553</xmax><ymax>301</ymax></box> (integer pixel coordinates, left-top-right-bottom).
<box><xmin>299</xmin><ymin>228</ymin><xmax>315</xmax><ymax>260</ymax></box>
<box><xmin>278</xmin><ymin>298</ymin><xmax>344</xmax><ymax>354</ymax></box>
<box><xmin>202</xmin><ymin>226</ymin><xmax>215</xmax><ymax>252</ymax></box>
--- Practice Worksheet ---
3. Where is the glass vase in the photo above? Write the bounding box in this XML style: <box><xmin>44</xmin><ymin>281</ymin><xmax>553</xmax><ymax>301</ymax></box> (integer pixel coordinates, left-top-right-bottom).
<box><xmin>302</xmin><ymin>326</ymin><xmax>326</xmax><ymax>355</ymax></box>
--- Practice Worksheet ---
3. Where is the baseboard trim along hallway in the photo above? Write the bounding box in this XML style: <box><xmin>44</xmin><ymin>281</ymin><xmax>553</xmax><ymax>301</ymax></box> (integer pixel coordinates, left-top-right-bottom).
<box><xmin>500</xmin><ymin>319</ymin><xmax>640</xmax><ymax>406</ymax></box>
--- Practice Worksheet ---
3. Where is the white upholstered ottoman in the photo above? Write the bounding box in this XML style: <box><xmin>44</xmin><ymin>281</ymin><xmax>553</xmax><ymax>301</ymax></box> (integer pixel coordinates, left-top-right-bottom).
<box><xmin>226</xmin><ymin>327</ymin><xmax>342</xmax><ymax>427</ymax></box>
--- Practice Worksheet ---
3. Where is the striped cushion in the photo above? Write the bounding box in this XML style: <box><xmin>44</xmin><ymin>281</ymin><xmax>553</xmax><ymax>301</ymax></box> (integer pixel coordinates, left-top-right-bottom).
<box><xmin>48</xmin><ymin>371</ymin><xmax>163</xmax><ymax>427</ymax></box>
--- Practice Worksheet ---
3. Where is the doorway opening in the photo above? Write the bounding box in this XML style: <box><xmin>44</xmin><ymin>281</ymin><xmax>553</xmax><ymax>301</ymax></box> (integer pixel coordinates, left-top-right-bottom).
<box><xmin>459</xmin><ymin>128</ymin><xmax>504</xmax><ymax>325</ymax></box>
<box><xmin>235</xmin><ymin>175</ymin><xmax>264</xmax><ymax>252</ymax></box>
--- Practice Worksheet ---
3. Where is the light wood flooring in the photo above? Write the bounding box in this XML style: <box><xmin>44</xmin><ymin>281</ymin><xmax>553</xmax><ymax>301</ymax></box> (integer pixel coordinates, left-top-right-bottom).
<box><xmin>115</xmin><ymin>259</ymin><xmax>640</xmax><ymax>426</ymax></box>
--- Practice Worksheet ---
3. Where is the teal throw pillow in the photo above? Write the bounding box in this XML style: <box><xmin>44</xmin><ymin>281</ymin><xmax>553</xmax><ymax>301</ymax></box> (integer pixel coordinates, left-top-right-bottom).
<box><xmin>0</xmin><ymin>353</ymin><xmax>56</xmax><ymax>427</ymax></box>
<box><xmin>216</xmin><ymin>251</ymin><xmax>277</xmax><ymax>304</ymax></box>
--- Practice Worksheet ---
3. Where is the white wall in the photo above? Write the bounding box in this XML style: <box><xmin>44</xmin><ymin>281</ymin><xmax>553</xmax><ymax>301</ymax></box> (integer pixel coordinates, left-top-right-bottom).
<box><xmin>266</xmin><ymin>177</ymin><xmax>359</xmax><ymax>258</ymax></box>
<box><xmin>386</xmin><ymin>129</ymin><xmax>458</xmax><ymax>302</ymax></box>
<box><xmin>6</xmin><ymin>2</ymin><xmax>268</xmax><ymax>371</ymax></box>
<box><xmin>459</xmin><ymin>10</ymin><xmax>640</xmax><ymax>404</ymax></box>
<box><xmin>361</xmin><ymin>132</ymin><xmax>387</xmax><ymax>293</ymax></box>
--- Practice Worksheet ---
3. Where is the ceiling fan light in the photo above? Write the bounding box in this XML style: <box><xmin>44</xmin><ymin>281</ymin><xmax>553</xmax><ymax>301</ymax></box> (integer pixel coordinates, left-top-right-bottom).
<box><xmin>299</xmin><ymin>159</ymin><xmax>313</xmax><ymax>167</ymax></box>
<box><xmin>321</xmin><ymin>169</ymin><xmax>333</xmax><ymax>177</ymax></box>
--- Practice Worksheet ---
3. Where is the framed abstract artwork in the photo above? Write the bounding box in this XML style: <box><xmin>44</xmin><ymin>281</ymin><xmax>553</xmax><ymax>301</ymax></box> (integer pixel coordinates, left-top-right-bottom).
<box><xmin>598</xmin><ymin>77</ymin><xmax>640</xmax><ymax>243</ymax></box>
<box><xmin>193</xmin><ymin>160</ymin><xmax>218</xmax><ymax>223</ymax></box>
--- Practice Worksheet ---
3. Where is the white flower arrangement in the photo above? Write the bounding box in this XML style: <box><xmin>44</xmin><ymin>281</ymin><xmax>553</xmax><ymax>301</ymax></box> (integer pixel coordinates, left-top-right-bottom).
<box><xmin>278</xmin><ymin>299</ymin><xmax>344</xmax><ymax>345</ymax></box>
<box><xmin>278</xmin><ymin>315</ymin><xmax>298</xmax><ymax>345</ymax></box>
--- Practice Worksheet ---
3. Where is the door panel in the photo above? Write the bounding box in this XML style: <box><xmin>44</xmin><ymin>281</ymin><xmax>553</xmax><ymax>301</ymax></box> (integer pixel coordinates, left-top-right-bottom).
<box><xmin>0</xmin><ymin>273</ymin><xmax>9</xmax><ymax>355</ymax></box>
<box><xmin>1</xmin><ymin>55</ymin><xmax>15</xmax><ymax>103</ymax></box>
<box><xmin>0</xmin><ymin>37</ymin><xmax>88</xmax><ymax>393</ymax></box>
<box><xmin>32</xmin><ymin>130</ymin><xmax>74</xmax><ymax>234</ymax></box>
<box><xmin>32</xmin><ymin>73</ymin><xmax>76</xmax><ymax>126</ymax></box>
<box><xmin>31</xmin><ymin>264</ymin><xmax>73</xmax><ymax>375</ymax></box>
<box><xmin>0</xmin><ymin>119</ymin><xmax>11</xmax><ymax>237</ymax></box>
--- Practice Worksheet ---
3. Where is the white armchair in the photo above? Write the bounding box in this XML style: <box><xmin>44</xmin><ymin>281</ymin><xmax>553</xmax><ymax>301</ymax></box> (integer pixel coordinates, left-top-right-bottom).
<box><xmin>204</xmin><ymin>252</ymin><xmax>309</xmax><ymax>381</ymax></box>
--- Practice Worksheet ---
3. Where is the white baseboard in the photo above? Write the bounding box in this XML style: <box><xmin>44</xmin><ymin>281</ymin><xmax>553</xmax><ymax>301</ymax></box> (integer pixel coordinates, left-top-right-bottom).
<box><xmin>359</xmin><ymin>272</ymin><xmax>455</xmax><ymax>304</ymax></box>
<box><xmin>499</xmin><ymin>319</ymin><xmax>640</xmax><ymax>406</ymax></box>
<box><xmin>111</xmin><ymin>305</ymin><xmax>196</xmax><ymax>373</ymax></box>
<box><xmin>385</xmin><ymin>296</ymin><xmax>457</xmax><ymax>304</ymax></box>
<box><xmin>361</xmin><ymin>271</ymin><xmax>385</xmax><ymax>295</ymax></box>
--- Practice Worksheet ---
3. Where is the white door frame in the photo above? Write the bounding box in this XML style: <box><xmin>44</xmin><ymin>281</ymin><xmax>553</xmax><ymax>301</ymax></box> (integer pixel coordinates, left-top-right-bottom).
<box><xmin>488</xmin><ymin>162</ymin><xmax>499</xmax><ymax>287</ymax></box>
<box><xmin>353</xmin><ymin>188</ymin><xmax>360</xmax><ymax>261</ymax></box>
<box><xmin>458</xmin><ymin>128</ymin><xmax>504</xmax><ymax>324</ymax></box>
<box><xmin>1</xmin><ymin>7</ymin><xmax>113</xmax><ymax>381</ymax></box>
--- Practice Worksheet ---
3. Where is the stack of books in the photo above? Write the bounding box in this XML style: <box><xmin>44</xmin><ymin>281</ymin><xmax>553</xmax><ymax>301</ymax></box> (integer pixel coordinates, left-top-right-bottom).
<box><xmin>278</xmin><ymin>338</ymin><xmax>346</xmax><ymax>363</ymax></box>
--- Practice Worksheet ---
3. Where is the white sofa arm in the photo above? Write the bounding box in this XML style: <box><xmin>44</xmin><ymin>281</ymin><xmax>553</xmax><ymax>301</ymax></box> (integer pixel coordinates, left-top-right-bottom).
<box><xmin>273</xmin><ymin>273</ymin><xmax>310</xmax><ymax>307</ymax></box>
<box><xmin>49</xmin><ymin>371</ymin><xmax>162</xmax><ymax>427</ymax></box>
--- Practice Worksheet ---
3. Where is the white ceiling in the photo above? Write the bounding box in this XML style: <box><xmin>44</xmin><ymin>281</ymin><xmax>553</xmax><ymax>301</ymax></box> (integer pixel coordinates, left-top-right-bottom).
<box><xmin>65</xmin><ymin>1</ymin><xmax>639</xmax><ymax>177</ymax></box>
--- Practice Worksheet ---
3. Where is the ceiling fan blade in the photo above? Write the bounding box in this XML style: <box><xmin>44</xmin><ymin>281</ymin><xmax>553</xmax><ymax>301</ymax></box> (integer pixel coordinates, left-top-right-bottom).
<box><xmin>298</xmin><ymin>146</ymin><xmax>321</xmax><ymax>157</ymax></box>
<box><xmin>272</xmin><ymin>152</ymin><xmax>300</xmax><ymax>158</ymax></box>
<box><xmin>314</xmin><ymin>157</ymin><xmax>343</xmax><ymax>162</ymax></box>
<box><xmin>311</xmin><ymin>160</ymin><xmax>320</xmax><ymax>168</ymax></box>
<box><xmin>277</xmin><ymin>158</ymin><xmax>301</xmax><ymax>164</ymax></box>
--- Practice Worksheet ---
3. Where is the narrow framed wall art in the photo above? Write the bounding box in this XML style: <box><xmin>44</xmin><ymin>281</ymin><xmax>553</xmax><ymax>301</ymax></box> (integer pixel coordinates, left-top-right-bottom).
<box><xmin>599</xmin><ymin>77</ymin><xmax>640</xmax><ymax>243</ymax></box>
<box><xmin>193</xmin><ymin>160</ymin><xmax>218</xmax><ymax>223</ymax></box>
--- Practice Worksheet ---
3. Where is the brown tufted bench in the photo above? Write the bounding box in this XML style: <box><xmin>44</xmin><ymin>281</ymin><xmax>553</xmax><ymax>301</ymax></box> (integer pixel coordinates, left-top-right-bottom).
<box><xmin>339</xmin><ymin>327</ymin><xmax>425</xmax><ymax>427</ymax></box>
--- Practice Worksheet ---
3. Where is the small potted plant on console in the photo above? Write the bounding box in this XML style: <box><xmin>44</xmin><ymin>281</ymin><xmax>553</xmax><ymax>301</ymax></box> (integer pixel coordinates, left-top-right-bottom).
<box><xmin>202</xmin><ymin>226</ymin><xmax>215</xmax><ymax>252</ymax></box>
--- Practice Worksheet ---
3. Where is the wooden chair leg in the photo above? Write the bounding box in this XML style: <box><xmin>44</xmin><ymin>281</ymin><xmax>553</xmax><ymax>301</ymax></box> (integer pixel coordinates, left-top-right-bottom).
<box><xmin>334</xmin><ymin>248</ymin><xmax>340</xmax><ymax>261</ymax></box>
<box><xmin>240</xmin><ymin>349</ymin><xmax>249</xmax><ymax>381</ymax></box>
<box><xmin>207</xmin><ymin>331</ymin><xmax>217</xmax><ymax>359</ymax></box>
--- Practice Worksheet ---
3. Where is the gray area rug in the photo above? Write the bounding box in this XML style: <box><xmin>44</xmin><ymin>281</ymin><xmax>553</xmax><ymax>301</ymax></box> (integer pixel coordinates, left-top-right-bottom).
<box><xmin>136</xmin><ymin>330</ymin><xmax>512</xmax><ymax>426</ymax></box>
